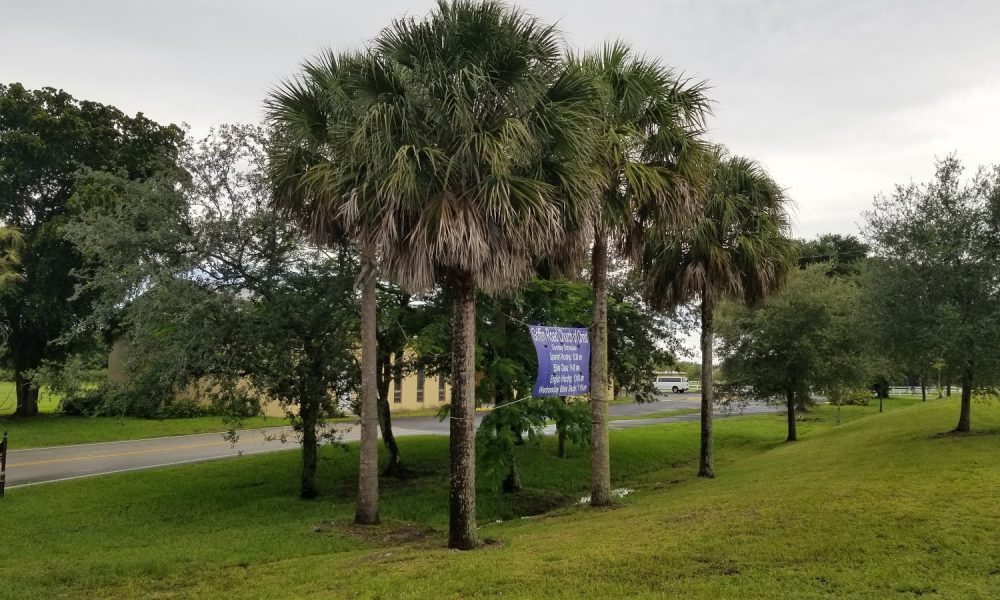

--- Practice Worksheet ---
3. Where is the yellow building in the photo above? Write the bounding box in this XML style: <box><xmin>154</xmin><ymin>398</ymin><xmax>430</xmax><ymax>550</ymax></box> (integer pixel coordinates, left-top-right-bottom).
<box><xmin>387</xmin><ymin>364</ymin><xmax>452</xmax><ymax>412</ymax></box>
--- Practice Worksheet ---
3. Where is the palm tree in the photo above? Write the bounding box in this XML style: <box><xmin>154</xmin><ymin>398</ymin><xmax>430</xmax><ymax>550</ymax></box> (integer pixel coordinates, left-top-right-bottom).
<box><xmin>0</xmin><ymin>227</ymin><xmax>24</xmax><ymax>347</ymax></box>
<box><xmin>274</xmin><ymin>1</ymin><xmax>599</xmax><ymax>549</ymax></box>
<box><xmin>581</xmin><ymin>43</ymin><xmax>710</xmax><ymax>505</ymax></box>
<box><xmin>644</xmin><ymin>147</ymin><xmax>795</xmax><ymax>478</ymax></box>
<box><xmin>267</xmin><ymin>52</ymin><xmax>381</xmax><ymax>519</ymax></box>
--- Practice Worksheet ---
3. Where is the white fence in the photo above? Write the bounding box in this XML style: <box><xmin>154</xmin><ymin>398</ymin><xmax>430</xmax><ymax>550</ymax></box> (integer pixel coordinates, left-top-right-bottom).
<box><xmin>888</xmin><ymin>386</ymin><xmax>959</xmax><ymax>397</ymax></box>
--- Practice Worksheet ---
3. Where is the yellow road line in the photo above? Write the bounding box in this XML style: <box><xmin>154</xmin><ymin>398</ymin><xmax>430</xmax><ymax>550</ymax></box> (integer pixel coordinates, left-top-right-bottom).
<box><xmin>9</xmin><ymin>440</ymin><xmax>231</xmax><ymax>468</ymax></box>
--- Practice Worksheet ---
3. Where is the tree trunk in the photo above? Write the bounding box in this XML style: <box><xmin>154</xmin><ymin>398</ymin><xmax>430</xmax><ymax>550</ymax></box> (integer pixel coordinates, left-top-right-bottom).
<box><xmin>698</xmin><ymin>294</ymin><xmax>715</xmax><ymax>478</ymax></box>
<box><xmin>376</xmin><ymin>358</ymin><xmax>403</xmax><ymax>476</ymax></box>
<box><xmin>785</xmin><ymin>390</ymin><xmax>798</xmax><ymax>442</ymax></box>
<box><xmin>557</xmin><ymin>396</ymin><xmax>567</xmax><ymax>458</ymax></box>
<box><xmin>589</xmin><ymin>229</ymin><xmax>612</xmax><ymax>505</ymax></box>
<box><xmin>501</xmin><ymin>435</ymin><xmax>521</xmax><ymax>494</ymax></box>
<box><xmin>955</xmin><ymin>367</ymin><xmax>973</xmax><ymax>433</ymax></box>
<box><xmin>355</xmin><ymin>256</ymin><xmax>380</xmax><ymax>525</ymax></box>
<box><xmin>920</xmin><ymin>375</ymin><xmax>926</xmax><ymax>402</ymax></box>
<box><xmin>448</xmin><ymin>272</ymin><xmax>480</xmax><ymax>550</ymax></box>
<box><xmin>14</xmin><ymin>370</ymin><xmax>39</xmax><ymax>417</ymax></box>
<box><xmin>946</xmin><ymin>383</ymin><xmax>951</xmax><ymax>397</ymax></box>
<box><xmin>299</xmin><ymin>392</ymin><xmax>319</xmax><ymax>500</ymax></box>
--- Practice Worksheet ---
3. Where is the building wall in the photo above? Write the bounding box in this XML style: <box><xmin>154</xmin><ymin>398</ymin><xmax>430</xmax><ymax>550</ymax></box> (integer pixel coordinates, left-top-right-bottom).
<box><xmin>388</xmin><ymin>364</ymin><xmax>451</xmax><ymax>412</ymax></box>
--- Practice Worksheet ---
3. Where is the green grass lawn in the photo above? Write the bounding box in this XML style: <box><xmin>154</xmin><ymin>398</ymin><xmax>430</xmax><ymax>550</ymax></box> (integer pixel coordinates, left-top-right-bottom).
<box><xmin>0</xmin><ymin>414</ymin><xmax>290</xmax><ymax>449</ymax></box>
<box><xmin>609</xmin><ymin>407</ymin><xmax>699</xmax><ymax>420</ymax></box>
<box><xmin>0</xmin><ymin>380</ymin><xmax>292</xmax><ymax>449</ymax></box>
<box><xmin>1</xmin><ymin>396</ymin><xmax>997</xmax><ymax>599</ymax></box>
<box><xmin>0</xmin><ymin>380</ymin><xmax>61</xmax><ymax>416</ymax></box>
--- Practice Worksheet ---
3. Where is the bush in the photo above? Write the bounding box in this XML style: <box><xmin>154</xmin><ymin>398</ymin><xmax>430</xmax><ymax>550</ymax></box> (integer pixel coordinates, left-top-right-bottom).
<box><xmin>159</xmin><ymin>398</ymin><xmax>213</xmax><ymax>419</ymax></box>
<box><xmin>59</xmin><ymin>387</ymin><xmax>111</xmax><ymax>416</ymax></box>
<box><xmin>843</xmin><ymin>389</ymin><xmax>872</xmax><ymax>406</ymax></box>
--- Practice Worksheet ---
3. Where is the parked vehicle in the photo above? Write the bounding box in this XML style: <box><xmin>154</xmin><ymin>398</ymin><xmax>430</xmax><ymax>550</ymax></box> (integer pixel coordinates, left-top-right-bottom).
<box><xmin>653</xmin><ymin>374</ymin><xmax>689</xmax><ymax>393</ymax></box>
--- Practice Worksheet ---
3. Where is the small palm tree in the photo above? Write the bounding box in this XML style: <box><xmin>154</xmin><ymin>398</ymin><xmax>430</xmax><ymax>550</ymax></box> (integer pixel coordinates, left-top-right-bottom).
<box><xmin>644</xmin><ymin>147</ymin><xmax>795</xmax><ymax>478</ymax></box>
<box><xmin>273</xmin><ymin>1</ymin><xmax>599</xmax><ymax>549</ymax></box>
<box><xmin>581</xmin><ymin>42</ymin><xmax>710</xmax><ymax>505</ymax></box>
<box><xmin>0</xmin><ymin>226</ymin><xmax>24</xmax><ymax>292</ymax></box>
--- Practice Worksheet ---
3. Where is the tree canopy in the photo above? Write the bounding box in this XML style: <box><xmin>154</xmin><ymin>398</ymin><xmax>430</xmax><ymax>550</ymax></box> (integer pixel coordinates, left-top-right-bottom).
<box><xmin>65</xmin><ymin>124</ymin><xmax>361</xmax><ymax>498</ymax></box>
<box><xmin>863</xmin><ymin>155</ymin><xmax>1000</xmax><ymax>432</ymax></box>
<box><xmin>0</xmin><ymin>83</ymin><xmax>183</xmax><ymax>416</ymax></box>
<box><xmin>717</xmin><ymin>264</ymin><xmax>873</xmax><ymax>440</ymax></box>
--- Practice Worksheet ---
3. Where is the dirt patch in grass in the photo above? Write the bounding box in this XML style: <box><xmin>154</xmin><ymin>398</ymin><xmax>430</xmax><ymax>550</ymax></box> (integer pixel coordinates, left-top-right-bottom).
<box><xmin>495</xmin><ymin>487</ymin><xmax>577</xmax><ymax>521</ymax></box>
<box><xmin>313</xmin><ymin>520</ymin><xmax>438</xmax><ymax>547</ymax></box>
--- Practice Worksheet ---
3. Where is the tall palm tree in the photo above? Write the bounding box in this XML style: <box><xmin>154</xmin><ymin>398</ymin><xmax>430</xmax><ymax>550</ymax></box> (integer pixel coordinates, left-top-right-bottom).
<box><xmin>267</xmin><ymin>52</ymin><xmax>381</xmax><ymax>519</ymax></box>
<box><xmin>581</xmin><ymin>43</ymin><xmax>710</xmax><ymax>506</ymax></box>
<box><xmin>644</xmin><ymin>147</ymin><xmax>795</xmax><ymax>478</ymax></box>
<box><xmin>274</xmin><ymin>1</ymin><xmax>599</xmax><ymax>549</ymax></box>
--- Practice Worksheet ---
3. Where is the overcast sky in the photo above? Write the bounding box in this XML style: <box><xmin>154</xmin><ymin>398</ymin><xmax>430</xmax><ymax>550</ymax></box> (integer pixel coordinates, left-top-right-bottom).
<box><xmin>4</xmin><ymin>0</ymin><xmax>999</xmax><ymax>238</ymax></box>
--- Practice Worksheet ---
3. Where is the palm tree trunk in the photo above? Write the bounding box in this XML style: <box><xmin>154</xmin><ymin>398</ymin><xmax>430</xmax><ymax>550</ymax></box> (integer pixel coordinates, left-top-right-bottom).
<box><xmin>589</xmin><ymin>229</ymin><xmax>612</xmax><ymax>506</ymax></box>
<box><xmin>355</xmin><ymin>255</ymin><xmax>380</xmax><ymax>525</ymax></box>
<box><xmin>448</xmin><ymin>271</ymin><xmax>480</xmax><ymax>550</ymax></box>
<box><xmin>785</xmin><ymin>389</ymin><xmax>798</xmax><ymax>442</ymax></box>
<box><xmin>698</xmin><ymin>294</ymin><xmax>715</xmax><ymax>477</ymax></box>
<box><xmin>955</xmin><ymin>366</ymin><xmax>973</xmax><ymax>433</ymax></box>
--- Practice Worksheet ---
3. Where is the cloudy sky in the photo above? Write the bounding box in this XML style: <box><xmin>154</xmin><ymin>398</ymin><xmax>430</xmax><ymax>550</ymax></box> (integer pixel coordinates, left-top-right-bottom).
<box><xmin>4</xmin><ymin>0</ymin><xmax>999</xmax><ymax>238</ymax></box>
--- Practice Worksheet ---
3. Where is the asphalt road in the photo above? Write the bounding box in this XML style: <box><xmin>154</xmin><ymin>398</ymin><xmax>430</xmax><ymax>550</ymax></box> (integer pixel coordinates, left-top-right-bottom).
<box><xmin>4</xmin><ymin>393</ymin><xmax>776</xmax><ymax>489</ymax></box>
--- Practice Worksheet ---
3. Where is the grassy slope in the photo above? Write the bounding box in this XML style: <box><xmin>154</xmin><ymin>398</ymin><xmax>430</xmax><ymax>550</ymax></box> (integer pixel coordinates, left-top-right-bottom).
<box><xmin>2</xmin><ymin>397</ymin><xmax>998</xmax><ymax>599</ymax></box>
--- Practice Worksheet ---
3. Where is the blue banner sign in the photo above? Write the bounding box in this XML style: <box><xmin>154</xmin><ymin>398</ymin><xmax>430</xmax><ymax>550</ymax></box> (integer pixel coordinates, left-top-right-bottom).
<box><xmin>529</xmin><ymin>325</ymin><xmax>591</xmax><ymax>397</ymax></box>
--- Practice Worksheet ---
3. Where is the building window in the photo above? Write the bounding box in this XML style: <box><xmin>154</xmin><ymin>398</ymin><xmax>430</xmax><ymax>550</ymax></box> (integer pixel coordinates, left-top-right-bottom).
<box><xmin>393</xmin><ymin>358</ymin><xmax>402</xmax><ymax>404</ymax></box>
<box><xmin>416</xmin><ymin>367</ymin><xmax>425</xmax><ymax>403</ymax></box>
<box><xmin>438</xmin><ymin>374</ymin><xmax>446</xmax><ymax>402</ymax></box>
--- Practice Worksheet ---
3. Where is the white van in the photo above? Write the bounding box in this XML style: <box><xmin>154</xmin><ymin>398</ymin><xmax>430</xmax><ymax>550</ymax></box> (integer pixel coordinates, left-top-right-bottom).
<box><xmin>654</xmin><ymin>374</ymin><xmax>689</xmax><ymax>393</ymax></box>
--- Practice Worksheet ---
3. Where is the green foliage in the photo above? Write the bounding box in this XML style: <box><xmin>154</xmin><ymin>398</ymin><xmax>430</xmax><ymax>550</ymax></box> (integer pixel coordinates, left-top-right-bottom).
<box><xmin>717</xmin><ymin>264</ymin><xmax>874</xmax><ymax>408</ymax></box>
<box><xmin>268</xmin><ymin>1</ymin><xmax>601</xmax><ymax>293</ymax></box>
<box><xmin>644</xmin><ymin>146</ymin><xmax>795</xmax><ymax>312</ymax></box>
<box><xmin>0</xmin><ymin>226</ymin><xmax>24</xmax><ymax>292</ymax></box>
<box><xmin>582</xmin><ymin>41</ymin><xmax>711</xmax><ymax>249</ymax></box>
<box><xmin>863</xmin><ymin>156</ymin><xmax>1000</xmax><ymax>400</ymax></box>
<box><xmin>29</xmin><ymin>354</ymin><xmax>108</xmax><ymax>416</ymax></box>
<box><xmin>796</xmin><ymin>233</ymin><xmax>870</xmax><ymax>277</ymax></box>
<box><xmin>65</xmin><ymin>124</ymin><xmax>360</xmax><ymax>431</ymax></box>
<box><xmin>606</xmin><ymin>260</ymin><xmax>687</xmax><ymax>401</ymax></box>
<box><xmin>0</xmin><ymin>83</ymin><xmax>183</xmax><ymax>414</ymax></box>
